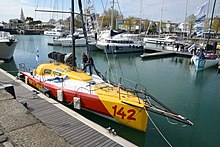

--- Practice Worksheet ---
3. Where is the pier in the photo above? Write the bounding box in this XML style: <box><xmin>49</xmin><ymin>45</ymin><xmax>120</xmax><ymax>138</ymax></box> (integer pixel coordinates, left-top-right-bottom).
<box><xmin>0</xmin><ymin>68</ymin><xmax>136</xmax><ymax>147</ymax></box>
<box><xmin>141</xmin><ymin>47</ymin><xmax>193</xmax><ymax>59</ymax></box>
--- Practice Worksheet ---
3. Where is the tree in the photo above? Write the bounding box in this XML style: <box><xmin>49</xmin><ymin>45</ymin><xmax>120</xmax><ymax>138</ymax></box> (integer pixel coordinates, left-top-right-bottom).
<box><xmin>100</xmin><ymin>8</ymin><xmax>120</xmax><ymax>29</ymax></box>
<box><xmin>141</xmin><ymin>19</ymin><xmax>150</xmax><ymax>32</ymax></box>
<box><xmin>213</xmin><ymin>17</ymin><xmax>220</xmax><ymax>34</ymax></box>
<box><xmin>186</xmin><ymin>14</ymin><xmax>196</xmax><ymax>37</ymax></box>
<box><xmin>75</xmin><ymin>14</ymin><xmax>83</xmax><ymax>28</ymax></box>
<box><xmin>123</xmin><ymin>17</ymin><xmax>134</xmax><ymax>32</ymax></box>
<box><xmin>64</xmin><ymin>15</ymin><xmax>83</xmax><ymax>31</ymax></box>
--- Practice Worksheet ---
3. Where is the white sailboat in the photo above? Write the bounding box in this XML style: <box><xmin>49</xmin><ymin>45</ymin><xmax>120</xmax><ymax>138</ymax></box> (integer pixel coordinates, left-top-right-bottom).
<box><xmin>191</xmin><ymin>54</ymin><xmax>219</xmax><ymax>70</ymax></box>
<box><xmin>96</xmin><ymin>31</ymin><xmax>144</xmax><ymax>54</ymax></box>
<box><xmin>44</xmin><ymin>24</ymin><xmax>67</xmax><ymax>37</ymax></box>
<box><xmin>50</xmin><ymin>29</ymin><xmax>87</xmax><ymax>47</ymax></box>
<box><xmin>96</xmin><ymin>0</ymin><xmax>144</xmax><ymax>54</ymax></box>
<box><xmin>190</xmin><ymin>0</ymin><xmax>220</xmax><ymax>70</ymax></box>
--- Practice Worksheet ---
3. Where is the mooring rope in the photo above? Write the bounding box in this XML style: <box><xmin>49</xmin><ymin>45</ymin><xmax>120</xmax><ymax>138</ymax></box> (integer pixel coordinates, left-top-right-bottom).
<box><xmin>145</xmin><ymin>108</ymin><xmax>173</xmax><ymax>147</ymax></box>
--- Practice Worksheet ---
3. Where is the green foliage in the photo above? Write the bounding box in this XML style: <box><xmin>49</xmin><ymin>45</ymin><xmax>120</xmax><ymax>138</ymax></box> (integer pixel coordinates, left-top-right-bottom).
<box><xmin>187</xmin><ymin>14</ymin><xmax>196</xmax><ymax>36</ymax></box>
<box><xmin>213</xmin><ymin>17</ymin><xmax>220</xmax><ymax>34</ymax></box>
<box><xmin>100</xmin><ymin>8</ymin><xmax>120</xmax><ymax>29</ymax></box>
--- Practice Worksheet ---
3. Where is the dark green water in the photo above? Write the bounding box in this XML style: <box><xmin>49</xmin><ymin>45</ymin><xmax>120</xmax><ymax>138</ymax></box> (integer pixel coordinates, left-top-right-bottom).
<box><xmin>1</xmin><ymin>35</ymin><xmax>220</xmax><ymax>147</ymax></box>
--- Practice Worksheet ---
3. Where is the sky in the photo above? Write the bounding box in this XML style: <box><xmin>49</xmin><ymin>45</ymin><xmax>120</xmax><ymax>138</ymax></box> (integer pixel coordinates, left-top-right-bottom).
<box><xmin>0</xmin><ymin>0</ymin><xmax>219</xmax><ymax>23</ymax></box>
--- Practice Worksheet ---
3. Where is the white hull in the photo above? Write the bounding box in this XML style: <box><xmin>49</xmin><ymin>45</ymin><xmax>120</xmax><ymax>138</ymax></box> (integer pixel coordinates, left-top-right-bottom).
<box><xmin>191</xmin><ymin>55</ymin><xmax>219</xmax><ymax>70</ymax></box>
<box><xmin>0</xmin><ymin>37</ymin><xmax>17</xmax><ymax>60</ymax></box>
<box><xmin>52</xmin><ymin>38</ymin><xmax>63</xmax><ymax>46</ymax></box>
<box><xmin>62</xmin><ymin>38</ymin><xmax>86</xmax><ymax>47</ymax></box>
<box><xmin>96</xmin><ymin>32</ymin><xmax>143</xmax><ymax>53</ymax></box>
<box><xmin>51</xmin><ymin>37</ymin><xmax>86</xmax><ymax>47</ymax></box>
<box><xmin>44</xmin><ymin>31</ymin><xmax>65</xmax><ymax>37</ymax></box>
<box><xmin>143</xmin><ymin>37</ymin><xmax>175</xmax><ymax>45</ymax></box>
<box><xmin>96</xmin><ymin>42</ymin><xmax>105</xmax><ymax>50</ymax></box>
<box><xmin>103</xmin><ymin>43</ymin><xmax>143</xmax><ymax>54</ymax></box>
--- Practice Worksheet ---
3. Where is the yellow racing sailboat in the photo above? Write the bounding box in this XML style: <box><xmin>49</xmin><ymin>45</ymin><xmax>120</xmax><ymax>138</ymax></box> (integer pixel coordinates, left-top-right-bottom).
<box><xmin>18</xmin><ymin>0</ymin><xmax>193</xmax><ymax>132</ymax></box>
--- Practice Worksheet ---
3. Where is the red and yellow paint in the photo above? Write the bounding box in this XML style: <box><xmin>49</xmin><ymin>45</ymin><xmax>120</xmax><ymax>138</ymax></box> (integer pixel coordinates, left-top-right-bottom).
<box><xmin>20</xmin><ymin>62</ymin><xmax>148</xmax><ymax>132</ymax></box>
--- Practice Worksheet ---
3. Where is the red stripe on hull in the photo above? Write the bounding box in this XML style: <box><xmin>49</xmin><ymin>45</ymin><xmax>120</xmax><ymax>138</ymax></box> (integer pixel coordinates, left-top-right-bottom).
<box><xmin>23</xmin><ymin>73</ymin><xmax>112</xmax><ymax>117</ymax></box>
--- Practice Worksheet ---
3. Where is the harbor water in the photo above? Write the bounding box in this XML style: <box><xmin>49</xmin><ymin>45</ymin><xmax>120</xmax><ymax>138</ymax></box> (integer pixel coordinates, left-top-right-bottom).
<box><xmin>1</xmin><ymin>35</ymin><xmax>220</xmax><ymax>147</ymax></box>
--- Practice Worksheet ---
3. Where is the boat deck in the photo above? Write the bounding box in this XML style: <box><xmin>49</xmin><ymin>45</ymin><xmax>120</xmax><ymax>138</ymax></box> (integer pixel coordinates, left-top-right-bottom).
<box><xmin>0</xmin><ymin>68</ymin><xmax>136</xmax><ymax>147</ymax></box>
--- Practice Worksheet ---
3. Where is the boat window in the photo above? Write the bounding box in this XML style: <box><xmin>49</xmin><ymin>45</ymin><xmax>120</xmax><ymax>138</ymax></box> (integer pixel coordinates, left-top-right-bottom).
<box><xmin>56</xmin><ymin>68</ymin><xmax>64</xmax><ymax>73</ymax></box>
<box><xmin>53</xmin><ymin>71</ymin><xmax>61</xmax><ymax>76</ymax></box>
<box><xmin>44</xmin><ymin>69</ymin><xmax>52</xmax><ymax>74</ymax></box>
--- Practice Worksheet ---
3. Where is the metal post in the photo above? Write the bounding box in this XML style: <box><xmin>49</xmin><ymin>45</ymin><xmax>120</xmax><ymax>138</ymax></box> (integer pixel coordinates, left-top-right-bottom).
<box><xmin>111</xmin><ymin>0</ymin><xmax>115</xmax><ymax>30</ymax></box>
<box><xmin>207</xmin><ymin>0</ymin><xmax>216</xmax><ymax>47</ymax></box>
<box><xmin>71</xmin><ymin>0</ymin><xmax>76</xmax><ymax>68</ymax></box>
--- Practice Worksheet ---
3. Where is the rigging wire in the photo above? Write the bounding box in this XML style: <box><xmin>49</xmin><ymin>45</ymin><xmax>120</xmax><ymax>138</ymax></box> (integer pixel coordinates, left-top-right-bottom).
<box><xmin>114</xmin><ymin>107</ymin><xmax>145</xmax><ymax>131</ymax></box>
<box><xmin>116</xmin><ymin>0</ymin><xmax>122</xmax><ymax>17</ymax></box>
<box><xmin>132</xmin><ymin>55</ymin><xmax>141</xmax><ymax>83</ymax></box>
<box><xmin>100</xmin><ymin>0</ymin><xmax>109</xmax><ymax>29</ymax></box>
<box><xmin>116</xmin><ymin>55</ymin><xmax>126</xmax><ymax>85</ymax></box>
<box><xmin>112</xmin><ymin>54</ymin><xmax>119</xmax><ymax>83</ymax></box>
<box><xmin>145</xmin><ymin>109</ymin><xmax>173</xmax><ymax>147</ymax></box>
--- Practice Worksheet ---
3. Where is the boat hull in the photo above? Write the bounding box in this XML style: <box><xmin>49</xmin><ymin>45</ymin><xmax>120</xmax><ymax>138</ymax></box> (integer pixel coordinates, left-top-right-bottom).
<box><xmin>96</xmin><ymin>42</ymin><xmax>144</xmax><ymax>54</ymax></box>
<box><xmin>20</xmin><ymin>70</ymin><xmax>148</xmax><ymax>132</ymax></box>
<box><xmin>0</xmin><ymin>40</ymin><xmax>17</xmax><ymax>60</ymax></box>
<box><xmin>62</xmin><ymin>38</ymin><xmax>86</xmax><ymax>47</ymax></box>
<box><xmin>104</xmin><ymin>44</ymin><xmax>143</xmax><ymax>54</ymax></box>
<box><xmin>191</xmin><ymin>55</ymin><xmax>219</xmax><ymax>70</ymax></box>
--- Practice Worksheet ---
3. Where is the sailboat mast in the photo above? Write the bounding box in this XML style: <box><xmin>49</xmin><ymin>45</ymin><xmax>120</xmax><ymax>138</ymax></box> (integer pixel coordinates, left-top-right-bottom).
<box><xmin>207</xmin><ymin>0</ymin><xmax>216</xmax><ymax>46</ymax></box>
<box><xmin>111</xmin><ymin>0</ymin><xmax>115</xmax><ymax>29</ymax></box>
<box><xmin>139</xmin><ymin>0</ymin><xmax>143</xmax><ymax>34</ymax></box>
<box><xmin>71</xmin><ymin>0</ymin><xmax>76</xmax><ymax>68</ymax></box>
<box><xmin>159</xmin><ymin>0</ymin><xmax>164</xmax><ymax>38</ymax></box>
<box><xmin>184</xmin><ymin>0</ymin><xmax>188</xmax><ymax>38</ymax></box>
<box><xmin>78</xmin><ymin>0</ymin><xmax>89</xmax><ymax>52</ymax></box>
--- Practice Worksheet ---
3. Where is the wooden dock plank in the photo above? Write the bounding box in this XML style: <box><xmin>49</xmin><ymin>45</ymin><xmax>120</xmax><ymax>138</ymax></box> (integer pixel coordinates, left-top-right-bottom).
<box><xmin>0</xmin><ymin>68</ymin><xmax>136</xmax><ymax>147</ymax></box>
<box><xmin>71</xmin><ymin>128</ymin><xmax>96</xmax><ymax>144</ymax></box>
<box><xmin>80</xmin><ymin>133</ymin><xmax>103</xmax><ymax>147</ymax></box>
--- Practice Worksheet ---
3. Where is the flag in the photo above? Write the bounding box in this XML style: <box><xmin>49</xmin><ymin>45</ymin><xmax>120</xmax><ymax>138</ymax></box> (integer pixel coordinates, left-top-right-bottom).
<box><xmin>88</xmin><ymin>0</ymin><xmax>92</xmax><ymax>6</ymax></box>
<box><xmin>196</xmin><ymin>30</ymin><xmax>204</xmax><ymax>37</ymax></box>
<box><xmin>188</xmin><ymin>43</ymin><xmax>196</xmax><ymax>52</ymax></box>
<box><xmin>193</xmin><ymin>22</ymin><xmax>204</xmax><ymax>28</ymax></box>
<box><xmin>194</xmin><ymin>1</ymin><xmax>208</xmax><ymax>17</ymax></box>
<box><xmin>36</xmin><ymin>46</ymin><xmax>39</xmax><ymax>64</ymax></box>
<box><xmin>195</xmin><ymin>14</ymin><xmax>206</xmax><ymax>22</ymax></box>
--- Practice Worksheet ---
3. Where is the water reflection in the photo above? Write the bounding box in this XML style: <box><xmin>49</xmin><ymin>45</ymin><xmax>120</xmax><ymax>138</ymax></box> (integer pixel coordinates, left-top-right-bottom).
<box><xmin>0</xmin><ymin>59</ymin><xmax>18</xmax><ymax>76</ymax></box>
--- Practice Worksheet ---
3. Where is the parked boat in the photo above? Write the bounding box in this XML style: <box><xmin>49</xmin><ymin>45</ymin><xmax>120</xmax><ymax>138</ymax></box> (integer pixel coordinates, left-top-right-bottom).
<box><xmin>190</xmin><ymin>0</ymin><xmax>219</xmax><ymax>70</ymax></box>
<box><xmin>51</xmin><ymin>34</ymin><xmax>86</xmax><ymax>47</ymax></box>
<box><xmin>143</xmin><ymin>35</ymin><xmax>176</xmax><ymax>45</ymax></box>
<box><xmin>61</xmin><ymin>34</ymin><xmax>86</xmax><ymax>47</ymax></box>
<box><xmin>96</xmin><ymin>30</ymin><xmax>144</xmax><ymax>54</ymax></box>
<box><xmin>191</xmin><ymin>52</ymin><xmax>219</xmax><ymax>70</ymax></box>
<box><xmin>44</xmin><ymin>24</ymin><xmax>67</xmax><ymax>37</ymax></box>
<box><xmin>18</xmin><ymin>0</ymin><xmax>193</xmax><ymax>132</ymax></box>
<box><xmin>0</xmin><ymin>31</ymin><xmax>17</xmax><ymax>61</ymax></box>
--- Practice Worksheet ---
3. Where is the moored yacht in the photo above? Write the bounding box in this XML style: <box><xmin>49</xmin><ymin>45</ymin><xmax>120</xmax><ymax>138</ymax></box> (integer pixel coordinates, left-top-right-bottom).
<box><xmin>0</xmin><ymin>31</ymin><xmax>17</xmax><ymax>61</ymax></box>
<box><xmin>143</xmin><ymin>35</ymin><xmax>177</xmax><ymax>45</ymax></box>
<box><xmin>44</xmin><ymin>24</ymin><xmax>67</xmax><ymax>37</ymax></box>
<box><xmin>96</xmin><ymin>30</ymin><xmax>144</xmax><ymax>54</ymax></box>
<box><xmin>51</xmin><ymin>33</ymin><xmax>87</xmax><ymax>47</ymax></box>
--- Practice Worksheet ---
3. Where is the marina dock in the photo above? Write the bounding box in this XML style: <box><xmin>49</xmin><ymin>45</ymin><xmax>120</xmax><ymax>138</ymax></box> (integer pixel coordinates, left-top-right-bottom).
<box><xmin>0</xmin><ymin>68</ymin><xmax>136</xmax><ymax>147</ymax></box>
<box><xmin>141</xmin><ymin>47</ymin><xmax>193</xmax><ymax>59</ymax></box>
